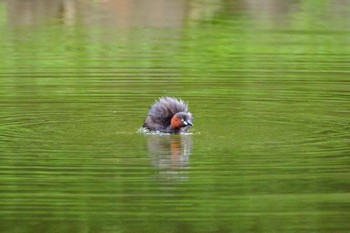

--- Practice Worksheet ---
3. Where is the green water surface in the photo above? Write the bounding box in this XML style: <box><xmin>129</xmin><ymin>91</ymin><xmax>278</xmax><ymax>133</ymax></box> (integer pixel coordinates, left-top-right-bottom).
<box><xmin>0</xmin><ymin>1</ymin><xmax>349</xmax><ymax>232</ymax></box>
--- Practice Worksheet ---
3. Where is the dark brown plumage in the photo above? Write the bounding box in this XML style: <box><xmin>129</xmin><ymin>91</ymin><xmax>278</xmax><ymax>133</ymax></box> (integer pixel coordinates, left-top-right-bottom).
<box><xmin>143</xmin><ymin>97</ymin><xmax>193</xmax><ymax>134</ymax></box>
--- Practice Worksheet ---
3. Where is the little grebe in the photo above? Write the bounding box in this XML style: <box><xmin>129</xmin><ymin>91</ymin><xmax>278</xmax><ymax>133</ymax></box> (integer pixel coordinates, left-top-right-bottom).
<box><xmin>143</xmin><ymin>97</ymin><xmax>193</xmax><ymax>134</ymax></box>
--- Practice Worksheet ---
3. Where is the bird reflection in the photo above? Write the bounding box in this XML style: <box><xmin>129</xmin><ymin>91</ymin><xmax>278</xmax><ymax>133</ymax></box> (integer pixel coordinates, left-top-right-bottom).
<box><xmin>146</xmin><ymin>134</ymin><xmax>192</xmax><ymax>181</ymax></box>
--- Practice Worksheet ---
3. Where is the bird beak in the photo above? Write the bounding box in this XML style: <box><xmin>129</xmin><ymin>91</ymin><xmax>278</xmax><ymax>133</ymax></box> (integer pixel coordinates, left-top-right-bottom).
<box><xmin>186</xmin><ymin>120</ymin><xmax>193</xmax><ymax>126</ymax></box>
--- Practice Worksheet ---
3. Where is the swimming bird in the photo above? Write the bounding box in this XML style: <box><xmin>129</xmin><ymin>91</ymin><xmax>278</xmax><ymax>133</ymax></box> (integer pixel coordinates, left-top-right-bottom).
<box><xmin>143</xmin><ymin>97</ymin><xmax>193</xmax><ymax>134</ymax></box>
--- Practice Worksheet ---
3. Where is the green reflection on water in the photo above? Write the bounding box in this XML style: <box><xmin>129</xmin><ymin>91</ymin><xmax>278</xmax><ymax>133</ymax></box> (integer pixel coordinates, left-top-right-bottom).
<box><xmin>0</xmin><ymin>1</ymin><xmax>349</xmax><ymax>233</ymax></box>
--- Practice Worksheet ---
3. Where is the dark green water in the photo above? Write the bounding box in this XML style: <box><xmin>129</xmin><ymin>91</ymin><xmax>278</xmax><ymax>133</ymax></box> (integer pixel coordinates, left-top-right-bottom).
<box><xmin>0</xmin><ymin>1</ymin><xmax>349</xmax><ymax>232</ymax></box>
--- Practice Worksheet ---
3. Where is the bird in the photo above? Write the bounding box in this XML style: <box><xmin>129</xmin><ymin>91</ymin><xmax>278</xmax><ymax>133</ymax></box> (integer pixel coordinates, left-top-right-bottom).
<box><xmin>143</xmin><ymin>97</ymin><xmax>193</xmax><ymax>134</ymax></box>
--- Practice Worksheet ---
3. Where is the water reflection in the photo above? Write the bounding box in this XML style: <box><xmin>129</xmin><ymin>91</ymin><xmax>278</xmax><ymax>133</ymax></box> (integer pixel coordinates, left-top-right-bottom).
<box><xmin>1</xmin><ymin>0</ymin><xmax>350</xmax><ymax>232</ymax></box>
<box><xmin>4</xmin><ymin>0</ymin><xmax>349</xmax><ymax>28</ymax></box>
<box><xmin>146</xmin><ymin>134</ymin><xmax>192</xmax><ymax>181</ymax></box>
<box><xmin>6</xmin><ymin>0</ymin><xmax>189</xmax><ymax>27</ymax></box>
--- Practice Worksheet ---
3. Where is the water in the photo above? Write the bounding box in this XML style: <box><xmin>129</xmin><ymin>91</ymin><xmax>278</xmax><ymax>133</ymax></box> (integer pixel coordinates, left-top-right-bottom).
<box><xmin>0</xmin><ymin>1</ymin><xmax>350</xmax><ymax>232</ymax></box>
